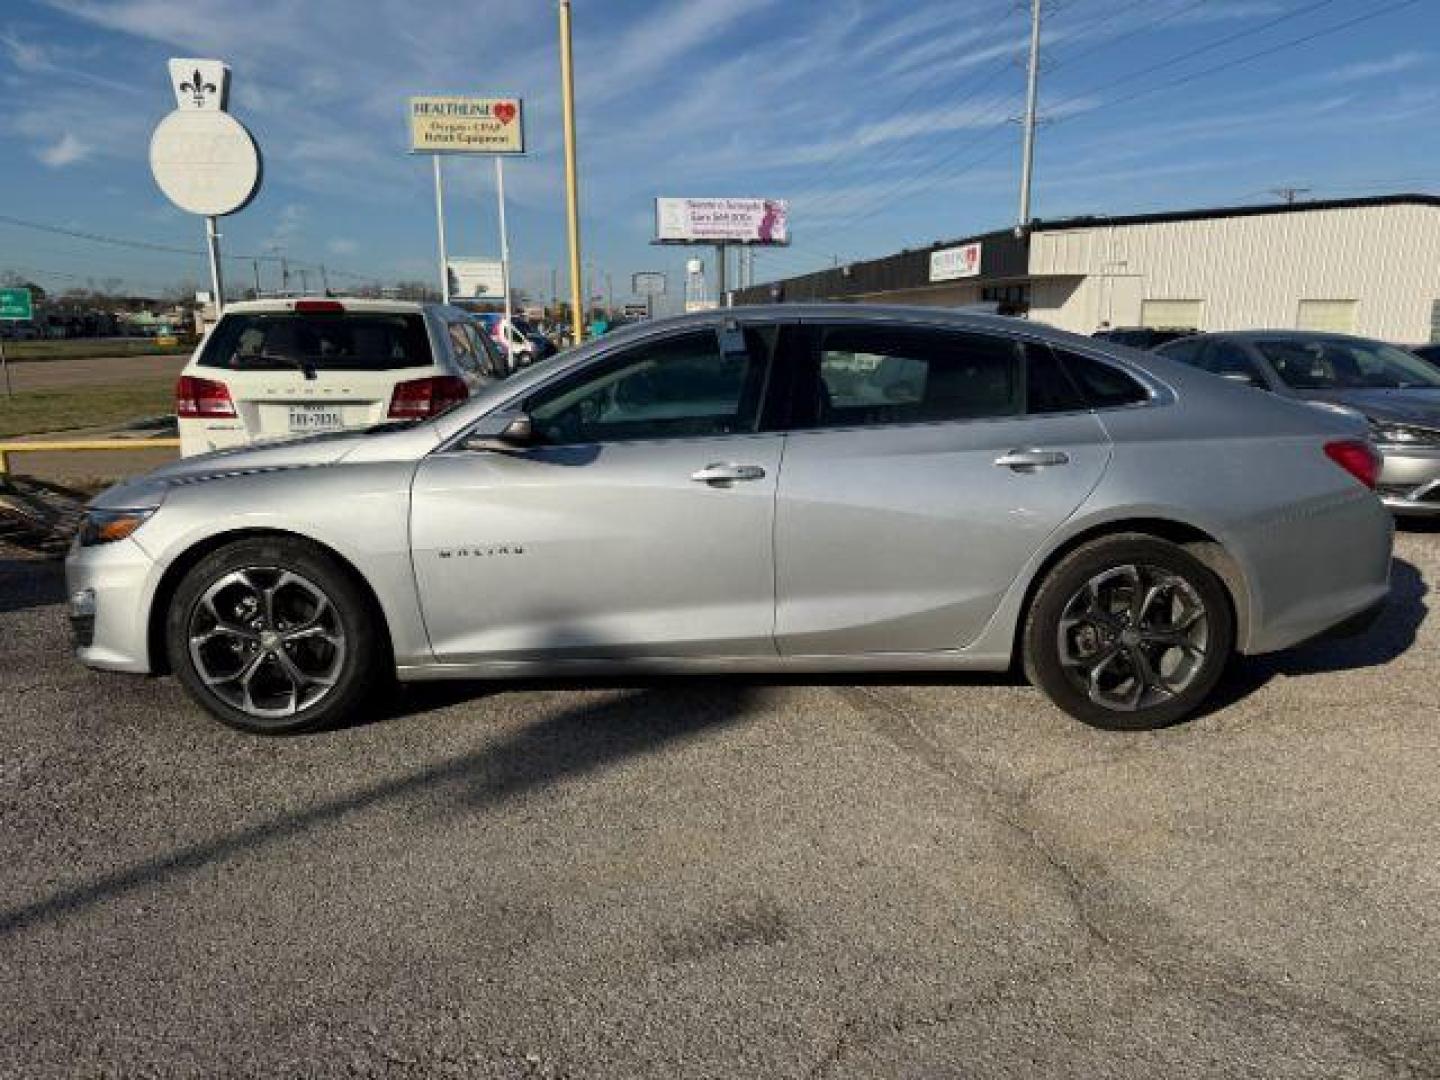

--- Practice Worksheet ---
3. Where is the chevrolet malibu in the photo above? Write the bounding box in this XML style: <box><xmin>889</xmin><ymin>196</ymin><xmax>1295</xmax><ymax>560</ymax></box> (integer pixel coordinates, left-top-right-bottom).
<box><xmin>67</xmin><ymin>306</ymin><xmax>1393</xmax><ymax>735</ymax></box>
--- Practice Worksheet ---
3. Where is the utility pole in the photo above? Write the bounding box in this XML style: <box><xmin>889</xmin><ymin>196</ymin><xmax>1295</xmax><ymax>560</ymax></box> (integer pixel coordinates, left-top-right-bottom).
<box><xmin>1270</xmin><ymin>186</ymin><xmax>1311</xmax><ymax>204</ymax></box>
<box><xmin>558</xmin><ymin>0</ymin><xmax>585</xmax><ymax>344</ymax></box>
<box><xmin>320</xmin><ymin>264</ymin><xmax>331</xmax><ymax>295</ymax></box>
<box><xmin>299</xmin><ymin>268</ymin><xmax>309</xmax><ymax>295</ymax></box>
<box><xmin>252</xmin><ymin>259</ymin><xmax>261</xmax><ymax>296</ymax></box>
<box><xmin>1016</xmin><ymin>0</ymin><xmax>1043</xmax><ymax>235</ymax></box>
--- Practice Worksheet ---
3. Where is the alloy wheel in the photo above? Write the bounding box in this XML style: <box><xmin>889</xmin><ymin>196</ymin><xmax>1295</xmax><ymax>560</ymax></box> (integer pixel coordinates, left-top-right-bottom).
<box><xmin>1056</xmin><ymin>562</ymin><xmax>1209</xmax><ymax>713</ymax></box>
<box><xmin>187</xmin><ymin>566</ymin><xmax>346</xmax><ymax>719</ymax></box>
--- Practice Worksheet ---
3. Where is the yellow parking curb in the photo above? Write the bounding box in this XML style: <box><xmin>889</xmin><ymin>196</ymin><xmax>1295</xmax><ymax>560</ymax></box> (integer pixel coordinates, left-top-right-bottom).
<box><xmin>0</xmin><ymin>438</ymin><xmax>181</xmax><ymax>474</ymax></box>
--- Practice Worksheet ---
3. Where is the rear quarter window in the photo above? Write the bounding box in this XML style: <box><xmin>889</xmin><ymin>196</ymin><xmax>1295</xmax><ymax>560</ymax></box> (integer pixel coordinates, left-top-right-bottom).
<box><xmin>1054</xmin><ymin>347</ymin><xmax>1151</xmax><ymax>408</ymax></box>
<box><xmin>198</xmin><ymin>311</ymin><xmax>433</xmax><ymax>372</ymax></box>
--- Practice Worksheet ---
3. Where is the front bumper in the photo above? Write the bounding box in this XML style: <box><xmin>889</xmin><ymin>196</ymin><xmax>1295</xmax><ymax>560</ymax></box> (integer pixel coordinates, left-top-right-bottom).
<box><xmin>64</xmin><ymin>536</ymin><xmax>158</xmax><ymax>673</ymax></box>
<box><xmin>1376</xmin><ymin>444</ymin><xmax>1440</xmax><ymax>516</ymax></box>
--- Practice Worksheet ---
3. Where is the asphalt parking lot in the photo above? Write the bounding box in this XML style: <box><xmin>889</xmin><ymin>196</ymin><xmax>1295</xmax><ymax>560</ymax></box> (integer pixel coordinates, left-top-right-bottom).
<box><xmin>2</xmin><ymin>529</ymin><xmax>1438</xmax><ymax>1079</ymax></box>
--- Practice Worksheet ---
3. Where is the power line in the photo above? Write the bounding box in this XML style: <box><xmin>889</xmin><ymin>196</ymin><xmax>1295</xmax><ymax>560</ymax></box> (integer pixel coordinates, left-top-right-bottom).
<box><xmin>0</xmin><ymin>212</ymin><xmax>373</xmax><ymax>282</ymax></box>
<box><xmin>1055</xmin><ymin>0</ymin><xmax>1423</xmax><ymax>119</ymax></box>
<box><xmin>795</xmin><ymin>5</ymin><xmax>1026</xmax><ymax>224</ymax></box>
<box><xmin>787</xmin><ymin>0</ymin><xmax>1420</xmax><ymax>272</ymax></box>
<box><xmin>1047</xmin><ymin>0</ymin><xmax>1342</xmax><ymax>114</ymax></box>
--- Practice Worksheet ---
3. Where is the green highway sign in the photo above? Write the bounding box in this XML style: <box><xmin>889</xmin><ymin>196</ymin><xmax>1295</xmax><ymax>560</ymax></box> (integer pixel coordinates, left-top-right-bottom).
<box><xmin>0</xmin><ymin>287</ymin><xmax>33</xmax><ymax>321</ymax></box>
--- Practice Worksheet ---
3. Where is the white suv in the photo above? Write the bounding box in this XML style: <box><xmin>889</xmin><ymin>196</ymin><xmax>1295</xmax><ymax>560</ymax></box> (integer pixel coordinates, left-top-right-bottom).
<box><xmin>175</xmin><ymin>298</ymin><xmax>506</xmax><ymax>457</ymax></box>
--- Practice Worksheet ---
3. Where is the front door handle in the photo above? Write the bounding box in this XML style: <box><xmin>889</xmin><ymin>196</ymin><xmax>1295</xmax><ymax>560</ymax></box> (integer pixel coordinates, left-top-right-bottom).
<box><xmin>994</xmin><ymin>448</ymin><xmax>1070</xmax><ymax>470</ymax></box>
<box><xmin>691</xmin><ymin>463</ymin><xmax>767</xmax><ymax>485</ymax></box>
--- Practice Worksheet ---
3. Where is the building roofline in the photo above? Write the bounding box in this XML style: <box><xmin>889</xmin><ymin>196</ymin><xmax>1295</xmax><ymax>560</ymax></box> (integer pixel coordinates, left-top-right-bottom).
<box><xmin>1031</xmin><ymin>192</ymin><xmax>1440</xmax><ymax>233</ymax></box>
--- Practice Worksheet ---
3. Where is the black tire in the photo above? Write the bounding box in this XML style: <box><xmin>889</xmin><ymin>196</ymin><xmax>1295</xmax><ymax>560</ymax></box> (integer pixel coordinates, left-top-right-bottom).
<box><xmin>1022</xmin><ymin>533</ymin><xmax>1235</xmax><ymax>731</ymax></box>
<box><xmin>166</xmin><ymin>536</ymin><xmax>389</xmax><ymax>734</ymax></box>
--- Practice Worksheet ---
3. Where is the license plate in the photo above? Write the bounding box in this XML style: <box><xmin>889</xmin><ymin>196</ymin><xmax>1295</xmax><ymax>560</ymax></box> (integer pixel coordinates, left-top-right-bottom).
<box><xmin>288</xmin><ymin>404</ymin><xmax>344</xmax><ymax>433</ymax></box>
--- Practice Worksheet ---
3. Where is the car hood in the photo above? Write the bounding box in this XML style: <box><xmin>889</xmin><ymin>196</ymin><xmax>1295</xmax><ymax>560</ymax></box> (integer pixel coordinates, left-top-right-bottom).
<box><xmin>91</xmin><ymin>425</ymin><xmax>438</xmax><ymax>509</ymax></box>
<box><xmin>1297</xmin><ymin>388</ymin><xmax>1440</xmax><ymax>428</ymax></box>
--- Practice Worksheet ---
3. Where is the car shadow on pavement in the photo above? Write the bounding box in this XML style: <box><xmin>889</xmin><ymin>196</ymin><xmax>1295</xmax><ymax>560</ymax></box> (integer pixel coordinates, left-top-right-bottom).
<box><xmin>0</xmin><ymin>556</ymin><xmax>65</xmax><ymax>616</ymax></box>
<box><xmin>0</xmin><ymin>683</ymin><xmax>761</xmax><ymax>939</ymax></box>
<box><xmin>1204</xmin><ymin>556</ymin><xmax>1428</xmax><ymax>714</ymax></box>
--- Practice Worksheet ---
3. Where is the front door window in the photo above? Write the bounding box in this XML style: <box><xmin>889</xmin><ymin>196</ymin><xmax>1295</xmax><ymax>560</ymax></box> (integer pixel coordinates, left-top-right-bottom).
<box><xmin>527</xmin><ymin>329</ymin><xmax>768</xmax><ymax>444</ymax></box>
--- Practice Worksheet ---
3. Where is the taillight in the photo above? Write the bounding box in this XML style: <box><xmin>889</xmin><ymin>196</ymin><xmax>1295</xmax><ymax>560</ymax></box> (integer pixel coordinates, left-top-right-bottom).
<box><xmin>295</xmin><ymin>300</ymin><xmax>345</xmax><ymax>313</ymax></box>
<box><xmin>1324</xmin><ymin>439</ymin><xmax>1381</xmax><ymax>490</ymax></box>
<box><xmin>387</xmin><ymin>375</ymin><xmax>469</xmax><ymax>419</ymax></box>
<box><xmin>175</xmin><ymin>375</ymin><xmax>236</xmax><ymax>419</ymax></box>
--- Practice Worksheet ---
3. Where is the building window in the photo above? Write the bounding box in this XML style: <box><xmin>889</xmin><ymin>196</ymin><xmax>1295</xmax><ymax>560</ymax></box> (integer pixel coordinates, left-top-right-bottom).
<box><xmin>1296</xmin><ymin>299</ymin><xmax>1357</xmax><ymax>334</ymax></box>
<box><xmin>980</xmin><ymin>283</ymin><xmax>1030</xmax><ymax>316</ymax></box>
<box><xmin>1139</xmin><ymin>299</ymin><xmax>1202</xmax><ymax>330</ymax></box>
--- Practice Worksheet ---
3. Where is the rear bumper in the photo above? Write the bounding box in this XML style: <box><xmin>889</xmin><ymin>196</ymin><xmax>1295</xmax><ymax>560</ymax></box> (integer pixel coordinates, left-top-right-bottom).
<box><xmin>1239</xmin><ymin>490</ymin><xmax>1394</xmax><ymax>656</ymax></box>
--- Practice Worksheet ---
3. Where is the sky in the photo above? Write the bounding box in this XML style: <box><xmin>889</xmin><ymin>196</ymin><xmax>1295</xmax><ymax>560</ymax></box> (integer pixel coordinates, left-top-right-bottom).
<box><xmin>1</xmin><ymin>0</ymin><xmax>1437</xmax><ymax>309</ymax></box>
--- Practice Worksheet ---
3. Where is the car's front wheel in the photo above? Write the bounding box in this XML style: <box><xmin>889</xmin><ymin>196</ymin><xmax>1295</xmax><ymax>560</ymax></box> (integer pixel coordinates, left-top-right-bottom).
<box><xmin>166</xmin><ymin>537</ymin><xmax>387</xmax><ymax>734</ymax></box>
<box><xmin>1023</xmin><ymin>534</ymin><xmax>1235</xmax><ymax>730</ymax></box>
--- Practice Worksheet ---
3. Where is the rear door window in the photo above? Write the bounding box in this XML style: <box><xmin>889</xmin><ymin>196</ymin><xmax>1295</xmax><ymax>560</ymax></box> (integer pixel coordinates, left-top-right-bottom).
<box><xmin>805</xmin><ymin>325</ymin><xmax>1024</xmax><ymax>428</ymax></box>
<box><xmin>198</xmin><ymin>311</ymin><xmax>433</xmax><ymax>372</ymax></box>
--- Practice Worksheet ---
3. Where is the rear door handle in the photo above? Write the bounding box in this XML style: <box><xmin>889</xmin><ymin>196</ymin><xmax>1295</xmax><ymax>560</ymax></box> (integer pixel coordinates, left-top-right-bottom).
<box><xmin>994</xmin><ymin>448</ymin><xmax>1070</xmax><ymax>470</ymax></box>
<box><xmin>691</xmin><ymin>463</ymin><xmax>767</xmax><ymax>484</ymax></box>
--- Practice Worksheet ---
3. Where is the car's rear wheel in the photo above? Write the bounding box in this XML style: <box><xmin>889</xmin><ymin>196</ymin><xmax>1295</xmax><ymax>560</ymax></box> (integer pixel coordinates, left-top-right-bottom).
<box><xmin>166</xmin><ymin>537</ymin><xmax>387</xmax><ymax>734</ymax></box>
<box><xmin>1023</xmin><ymin>534</ymin><xmax>1234</xmax><ymax>731</ymax></box>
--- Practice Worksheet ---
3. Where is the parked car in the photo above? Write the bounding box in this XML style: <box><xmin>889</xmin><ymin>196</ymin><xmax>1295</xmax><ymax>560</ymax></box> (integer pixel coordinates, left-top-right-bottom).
<box><xmin>70</xmin><ymin>305</ymin><xmax>1390</xmax><ymax>735</ymax></box>
<box><xmin>1092</xmin><ymin>326</ymin><xmax>1196</xmax><ymax>350</ymax></box>
<box><xmin>472</xmin><ymin>313</ymin><xmax>556</xmax><ymax>370</ymax></box>
<box><xmin>1156</xmin><ymin>330</ymin><xmax>1440</xmax><ymax>516</ymax></box>
<box><xmin>174</xmin><ymin>298</ymin><xmax>505</xmax><ymax>457</ymax></box>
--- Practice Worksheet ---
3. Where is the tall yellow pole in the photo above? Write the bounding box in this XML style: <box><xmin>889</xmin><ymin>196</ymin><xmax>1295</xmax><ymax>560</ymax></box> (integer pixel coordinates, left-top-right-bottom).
<box><xmin>559</xmin><ymin>0</ymin><xmax>585</xmax><ymax>345</ymax></box>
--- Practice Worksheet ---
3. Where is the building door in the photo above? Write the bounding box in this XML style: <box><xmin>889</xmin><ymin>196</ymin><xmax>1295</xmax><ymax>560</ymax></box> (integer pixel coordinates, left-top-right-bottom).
<box><xmin>1098</xmin><ymin>274</ymin><xmax>1142</xmax><ymax>328</ymax></box>
<box><xmin>1296</xmin><ymin>300</ymin><xmax>1357</xmax><ymax>333</ymax></box>
<box><xmin>1140</xmin><ymin>299</ymin><xmax>1202</xmax><ymax>330</ymax></box>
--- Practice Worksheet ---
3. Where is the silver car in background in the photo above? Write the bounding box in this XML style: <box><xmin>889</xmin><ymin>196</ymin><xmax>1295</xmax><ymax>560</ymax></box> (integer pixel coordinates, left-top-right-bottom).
<box><xmin>67</xmin><ymin>305</ymin><xmax>1392</xmax><ymax>735</ymax></box>
<box><xmin>1157</xmin><ymin>330</ymin><xmax>1440</xmax><ymax>516</ymax></box>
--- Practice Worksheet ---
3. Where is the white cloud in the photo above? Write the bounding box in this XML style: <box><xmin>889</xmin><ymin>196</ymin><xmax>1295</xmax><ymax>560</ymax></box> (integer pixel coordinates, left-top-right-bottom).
<box><xmin>37</xmin><ymin>132</ymin><xmax>91</xmax><ymax>167</ymax></box>
<box><xmin>327</xmin><ymin>238</ymin><xmax>358</xmax><ymax>255</ymax></box>
<box><xmin>1323</xmin><ymin>51</ymin><xmax>1427</xmax><ymax>84</ymax></box>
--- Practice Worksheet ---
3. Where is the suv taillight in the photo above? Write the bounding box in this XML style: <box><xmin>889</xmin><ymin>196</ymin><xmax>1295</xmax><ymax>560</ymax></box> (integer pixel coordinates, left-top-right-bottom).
<box><xmin>387</xmin><ymin>375</ymin><xmax>469</xmax><ymax>419</ymax></box>
<box><xmin>1324</xmin><ymin>439</ymin><xmax>1381</xmax><ymax>490</ymax></box>
<box><xmin>175</xmin><ymin>375</ymin><xmax>236</xmax><ymax>418</ymax></box>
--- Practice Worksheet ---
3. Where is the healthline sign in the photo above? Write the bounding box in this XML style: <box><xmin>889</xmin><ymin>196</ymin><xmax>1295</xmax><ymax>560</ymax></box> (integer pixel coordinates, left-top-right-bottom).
<box><xmin>408</xmin><ymin>96</ymin><xmax>524</xmax><ymax>154</ymax></box>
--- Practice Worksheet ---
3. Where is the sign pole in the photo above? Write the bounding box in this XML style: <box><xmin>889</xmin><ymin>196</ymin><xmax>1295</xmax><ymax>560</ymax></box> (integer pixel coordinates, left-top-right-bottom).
<box><xmin>495</xmin><ymin>156</ymin><xmax>513</xmax><ymax>336</ymax></box>
<box><xmin>0</xmin><ymin>337</ymin><xmax>10</xmax><ymax>399</ymax></box>
<box><xmin>559</xmin><ymin>0</ymin><xmax>584</xmax><ymax>344</ymax></box>
<box><xmin>205</xmin><ymin>216</ymin><xmax>226</xmax><ymax>316</ymax></box>
<box><xmin>715</xmin><ymin>243</ymin><xmax>728</xmax><ymax>308</ymax></box>
<box><xmin>433</xmin><ymin>155</ymin><xmax>451</xmax><ymax>304</ymax></box>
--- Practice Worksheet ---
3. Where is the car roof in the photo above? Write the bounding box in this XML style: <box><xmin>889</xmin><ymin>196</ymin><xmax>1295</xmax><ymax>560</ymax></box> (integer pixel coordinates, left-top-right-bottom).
<box><xmin>1191</xmin><ymin>329</ymin><xmax>1387</xmax><ymax>345</ymax></box>
<box><xmin>220</xmin><ymin>297</ymin><xmax>463</xmax><ymax>317</ymax></box>
<box><xmin>593</xmin><ymin>302</ymin><xmax>1112</xmax><ymax>351</ymax></box>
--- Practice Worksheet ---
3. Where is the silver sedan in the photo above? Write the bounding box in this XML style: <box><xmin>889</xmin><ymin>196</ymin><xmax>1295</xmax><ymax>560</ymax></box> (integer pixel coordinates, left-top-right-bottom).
<box><xmin>67</xmin><ymin>305</ymin><xmax>1393</xmax><ymax>734</ymax></box>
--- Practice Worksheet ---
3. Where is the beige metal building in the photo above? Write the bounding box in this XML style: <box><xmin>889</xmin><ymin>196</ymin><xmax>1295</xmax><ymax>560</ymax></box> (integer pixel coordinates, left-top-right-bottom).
<box><xmin>736</xmin><ymin>195</ymin><xmax>1440</xmax><ymax>344</ymax></box>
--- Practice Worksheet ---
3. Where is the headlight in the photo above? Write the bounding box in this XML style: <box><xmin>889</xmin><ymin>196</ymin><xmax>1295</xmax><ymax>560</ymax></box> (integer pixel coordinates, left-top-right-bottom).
<box><xmin>78</xmin><ymin>507</ymin><xmax>156</xmax><ymax>546</ymax></box>
<box><xmin>1370</xmin><ymin>422</ymin><xmax>1440</xmax><ymax>446</ymax></box>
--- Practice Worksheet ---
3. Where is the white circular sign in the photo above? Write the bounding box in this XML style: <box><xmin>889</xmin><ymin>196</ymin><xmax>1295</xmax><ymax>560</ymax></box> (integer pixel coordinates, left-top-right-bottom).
<box><xmin>149</xmin><ymin>109</ymin><xmax>262</xmax><ymax>217</ymax></box>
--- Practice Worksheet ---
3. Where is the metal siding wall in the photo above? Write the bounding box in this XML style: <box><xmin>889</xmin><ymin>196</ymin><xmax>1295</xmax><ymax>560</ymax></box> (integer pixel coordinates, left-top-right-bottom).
<box><xmin>1029</xmin><ymin>205</ymin><xmax>1440</xmax><ymax>339</ymax></box>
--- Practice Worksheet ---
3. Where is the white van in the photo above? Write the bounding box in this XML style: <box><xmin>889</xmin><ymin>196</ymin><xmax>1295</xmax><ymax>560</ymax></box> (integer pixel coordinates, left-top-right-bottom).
<box><xmin>175</xmin><ymin>298</ymin><xmax>505</xmax><ymax>456</ymax></box>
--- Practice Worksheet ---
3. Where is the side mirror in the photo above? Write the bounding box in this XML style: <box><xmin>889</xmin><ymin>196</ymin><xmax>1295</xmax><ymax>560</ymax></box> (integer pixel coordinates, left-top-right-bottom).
<box><xmin>463</xmin><ymin>412</ymin><xmax>534</xmax><ymax>452</ymax></box>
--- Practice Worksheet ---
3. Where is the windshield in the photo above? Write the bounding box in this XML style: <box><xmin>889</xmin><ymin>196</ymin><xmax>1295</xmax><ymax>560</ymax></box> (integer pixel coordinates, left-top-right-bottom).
<box><xmin>1256</xmin><ymin>338</ymin><xmax>1440</xmax><ymax>391</ymax></box>
<box><xmin>199</xmin><ymin>311</ymin><xmax>433</xmax><ymax>372</ymax></box>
